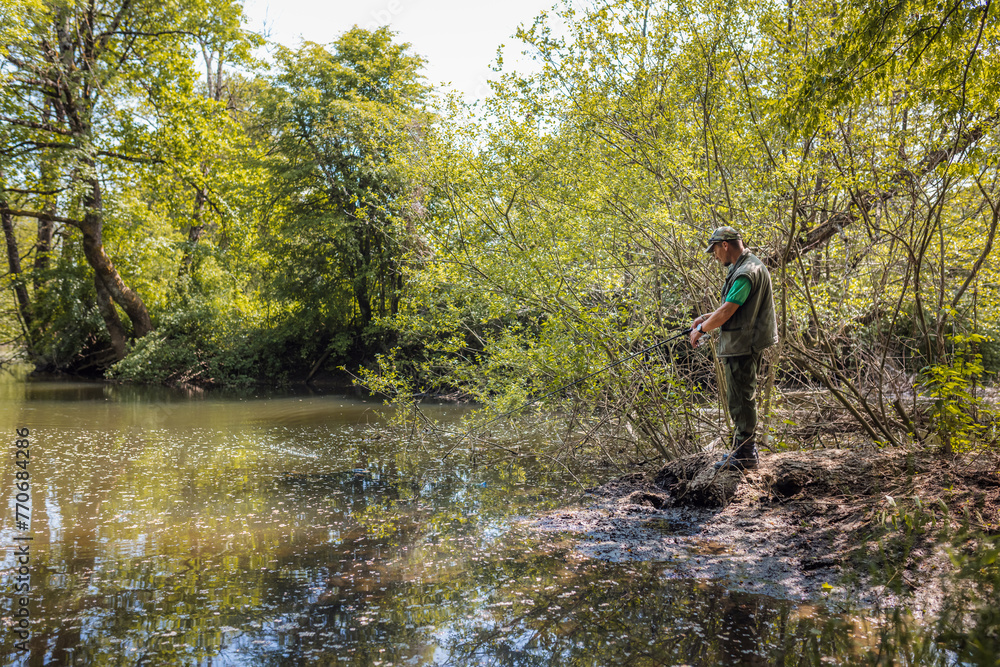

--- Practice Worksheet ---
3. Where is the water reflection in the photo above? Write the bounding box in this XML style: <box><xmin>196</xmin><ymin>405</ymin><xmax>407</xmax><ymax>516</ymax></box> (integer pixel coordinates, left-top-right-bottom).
<box><xmin>0</xmin><ymin>373</ymin><xmax>970</xmax><ymax>665</ymax></box>
<box><xmin>446</xmin><ymin>548</ymin><xmax>962</xmax><ymax>666</ymax></box>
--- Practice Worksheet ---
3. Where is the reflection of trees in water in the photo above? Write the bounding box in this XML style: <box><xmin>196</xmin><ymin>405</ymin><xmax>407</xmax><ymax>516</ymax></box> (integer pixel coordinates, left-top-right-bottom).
<box><xmin>0</xmin><ymin>425</ymin><xmax>971</xmax><ymax>666</ymax></box>
<box><xmin>447</xmin><ymin>553</ymin><xmax>957</xmax><ymax>667</ymax></box>
<box><xmin>0</xmin><ymin>433</ymin><xmax>497</xmax><ymax>665</ymax></box>
<box><xmin>2</xmin><ymin>425</ymin><xmax>159</xmax><ymax>664</ymax></box>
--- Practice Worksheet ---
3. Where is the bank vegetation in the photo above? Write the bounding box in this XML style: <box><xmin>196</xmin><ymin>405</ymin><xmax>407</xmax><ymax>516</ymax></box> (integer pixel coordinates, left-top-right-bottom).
<box><xmin>0</xmin><ymin>0</ymin><xmax>998</xmax><ymax>468</ymax></box>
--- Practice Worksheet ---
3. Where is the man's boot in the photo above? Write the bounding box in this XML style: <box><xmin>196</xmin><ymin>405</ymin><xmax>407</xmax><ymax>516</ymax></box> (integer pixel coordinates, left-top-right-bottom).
<box><xmin>713</xmin><ymin>436</ymin><xmax>758</xmax><ymax>471</ymax></box>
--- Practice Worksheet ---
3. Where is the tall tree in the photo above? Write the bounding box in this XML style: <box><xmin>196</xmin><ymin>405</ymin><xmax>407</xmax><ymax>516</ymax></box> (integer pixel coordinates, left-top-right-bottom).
<box><xmin>0</xmin><ymin>0</ymin><xmax>256</xmax><ymax>363</ymax></box>
<box><xmin>255</xmin><ymin>28</ymin><xmax>430</xmax><ymax>360</ymax></box>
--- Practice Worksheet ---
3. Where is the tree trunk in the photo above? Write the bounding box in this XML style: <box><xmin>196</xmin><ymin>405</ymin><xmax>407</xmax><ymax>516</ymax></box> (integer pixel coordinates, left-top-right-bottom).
<box><xmin>34</xmin><ymin>214</ymin><xmax>54</xmax><ymax>281</ymax></box>
<box><xmin>80</xmin><ymin>217</ymin><xmax>153</xmax><ymax>340</ymax></box>
<box><xmin>180</xmin><ymin>187</ymin><xmax>207</xmax><ymax>275</ymax></box>
<box><xmin>31</xmin><ymin>147</ymin><xmax>64</xmax><ymax>286</ymax></box>
<box><xmin>93</xmin><ymin>274</ymin><xmax>127</xmax><ymax>360</ymax></box>
<box><xmin>80</xmin><ymin>179</ymin><xmax>153</xmax><ymax>346</ymax></box>
<box><xmin>1</xmin><ymin>201</ymin><xmax>34</xmax><ymax>345</ymax></box>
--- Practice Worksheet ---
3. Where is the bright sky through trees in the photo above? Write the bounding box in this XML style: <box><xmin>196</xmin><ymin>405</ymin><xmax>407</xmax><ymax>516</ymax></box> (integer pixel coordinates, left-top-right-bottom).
<box><xmin>241</xmin><ymin>0</ymin><xmax>560</xmax><ymax>100</ymax></box>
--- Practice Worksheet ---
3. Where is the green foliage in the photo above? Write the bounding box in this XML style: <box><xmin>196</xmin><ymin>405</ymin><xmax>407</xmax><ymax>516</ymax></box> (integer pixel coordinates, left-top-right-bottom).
<box><xmin>0</xmin><ymin>0</ymin><xmax>40</xmax><ymax>61</ymax></box>
<box><xmin>0</xmin><ymin>0</ymin><xmax>998</xmax><ymax>466</ymax></box>
<box><xmin>108</xmin><ymin>292</ymin><xmax>297</xmax><ymax>389</ymax></box>
<box><xmin>110</xmin><ymin>304</ymin><xmax>222</xmax><ymax>385</ymax></box>
<box><xmin>81</xmin><ymin>26</ymin><xmax>433</xmax><ymax>387</ymax></box>
<box><xmin>0</xmin><ymin>0</ymin><xmax>263</xmax><ymax>369</ymax></box>
<box><xmin>27</xmin><ymin>255</ymin><xmax>109</xmax><ymax>371</ymax></box>
<box><xmin>789</xmin><ymin>0</ymin><xmax>1000</xmax><ymax>136</ymax></box>
<box><xmin>938</xmin><ymin>533</ymin><xmax>1000</xmax><ymax>663</ymax></box>
<box><xmin>353</xmin><ymin>0</ymin><xmax>793</xmax><ymax>457</ymax></box>
<box><xmin>923</xmin><ymin>333</ymin><xmax>995</xmax><ymax>453</ymax></box>
<box><xmin>107</xmin><ymin>242</ymin><xmax>338</xmax><ymax>386</ymax></box>
<box><xmin>977</xmin><ymin>336</ymin><xmax>1000</xmax><ymax>377</ymax></box>
<box><xmin>252</xmin><ymin>29</ymin><xmax>431</xmax><ymax>350</ymax></box>
<box><xmin>357</xmin><ymin>0</ymin><xmax>1000</xmax><ymax>460</ymax></box>
<box><xmin>109</xmin><ymin>282</ymin><xmax>260</xmax><ymax>386</ymax></box>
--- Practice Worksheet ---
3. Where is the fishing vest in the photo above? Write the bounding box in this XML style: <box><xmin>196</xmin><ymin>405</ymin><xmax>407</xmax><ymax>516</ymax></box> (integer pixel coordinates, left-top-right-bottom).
<box><xmin>718</xmin><ymin>249</ymin><xmax>779</xmax><ymax>357</ymax></box>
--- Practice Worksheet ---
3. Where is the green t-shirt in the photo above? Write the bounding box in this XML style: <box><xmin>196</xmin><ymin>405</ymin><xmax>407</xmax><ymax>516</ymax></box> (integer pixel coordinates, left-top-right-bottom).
<box><xmin>725</xmin><ymin>276</ymin><xmax>751</xmax><ymax>306</ymax></box>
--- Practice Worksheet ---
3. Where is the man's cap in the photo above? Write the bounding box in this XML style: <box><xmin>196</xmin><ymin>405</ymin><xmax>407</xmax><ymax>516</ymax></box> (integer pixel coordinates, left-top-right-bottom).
<box><xmin>704</xmin><ymin>226</ymin><xmax>742</xmax><ymax>253</ymax></box>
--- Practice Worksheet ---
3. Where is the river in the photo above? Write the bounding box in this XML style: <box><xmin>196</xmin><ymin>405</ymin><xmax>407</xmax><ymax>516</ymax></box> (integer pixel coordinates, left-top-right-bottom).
<box><xmin>0</xmin><ymin>370</ymin><xmax>965</xmax><ymax>665</ymax></box>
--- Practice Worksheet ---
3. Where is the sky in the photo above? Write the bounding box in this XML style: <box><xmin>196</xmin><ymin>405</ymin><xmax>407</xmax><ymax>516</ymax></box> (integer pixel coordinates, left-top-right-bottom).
<box><xmin>240</xmin><ymin>0</ymin><xmax>561</xmax><ymax>101</ymax></box>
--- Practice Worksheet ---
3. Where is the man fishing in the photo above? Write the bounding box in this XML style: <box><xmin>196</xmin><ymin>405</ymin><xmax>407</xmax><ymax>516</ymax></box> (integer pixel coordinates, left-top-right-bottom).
<box><xmin>689</xmin><ymin>226</ymin><xmax>778</xmax><ymax>471</ymax></box>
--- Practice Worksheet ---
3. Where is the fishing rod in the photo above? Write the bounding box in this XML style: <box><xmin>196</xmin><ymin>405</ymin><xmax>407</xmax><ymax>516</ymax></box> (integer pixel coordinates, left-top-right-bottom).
<box><xmin>443</xmin><ymin>326</ymin><xmax>692</xmax><ymax>457</ymax></box>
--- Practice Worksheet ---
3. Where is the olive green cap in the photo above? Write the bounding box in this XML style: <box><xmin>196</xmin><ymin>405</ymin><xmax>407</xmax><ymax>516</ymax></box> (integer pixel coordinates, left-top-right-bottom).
<box><xmin>704</xmin><ymin>226</ymin><xmax>742</xmax><ymax>253</ymax></box>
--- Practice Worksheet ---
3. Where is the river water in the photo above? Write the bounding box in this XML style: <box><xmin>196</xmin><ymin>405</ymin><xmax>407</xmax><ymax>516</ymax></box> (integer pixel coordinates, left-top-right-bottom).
<box><xmin>0</xmin><ymin>371</ymin><xmax>964</xmax><ymax>665</ymax></box>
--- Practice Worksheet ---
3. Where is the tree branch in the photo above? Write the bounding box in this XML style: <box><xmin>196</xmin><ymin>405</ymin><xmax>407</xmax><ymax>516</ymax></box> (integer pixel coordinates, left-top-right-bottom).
<box><xmin>2</xmin><ymin>187</ymin><xmax>68</xmax><ymax>196</ymax></box>
<box><xmin>2</xmin><ymin>208</ymin><xmax>81</xmax><ymax>227</ymax></box>
<box><xmin>0</xmin><ymin>115</ymin><xmax>73</xmax><ymax>136</ymax></box>
<box><xmin>97</xmin><ymin>150</ymin><xmax>162</xmax><ymax>164</ymax></box>
<box><xmin>951</xmin><ymin>176</ymin><xmax>1000</xmax><ymax>311</ymax></box>
<box><xmin>101</xmin><ymin>29</ymin><xmax>198</xmax><ymax>39</ymax></box>
<box><xmin>1</xmin><ymin>140</ymin><xmax>76</xmax><ymax>157</ymax></box>
<box><xmin>767</xmin><ymin>116</ymin><xmax>996</xmax><ymax>265</ymax></box>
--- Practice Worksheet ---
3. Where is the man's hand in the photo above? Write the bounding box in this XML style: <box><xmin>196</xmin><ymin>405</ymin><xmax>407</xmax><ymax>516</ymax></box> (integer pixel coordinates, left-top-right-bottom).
<box><xmin>690</xmin><ymin>303</ymin><xmax>739</xmax><ymax>348</ymax></box>
<box><xmin>689</xmin><ymin>327</ymin><xmax>704</xmax><ymax>348</ymax></box>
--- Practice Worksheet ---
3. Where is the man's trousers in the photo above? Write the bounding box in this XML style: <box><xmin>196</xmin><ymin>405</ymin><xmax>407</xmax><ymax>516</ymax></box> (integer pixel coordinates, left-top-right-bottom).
<box><xmin>722</xmin><ymin>351</ymin><xmax>763</xmax><ymax>445</ymax></box>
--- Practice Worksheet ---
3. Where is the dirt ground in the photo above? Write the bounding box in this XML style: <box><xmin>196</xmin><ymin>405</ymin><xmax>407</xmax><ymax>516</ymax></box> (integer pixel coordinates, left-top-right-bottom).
<box><xmin>526</xmin><ymin>446</ymin><xmax>1000</xmax><ymax>613</ymax></box>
